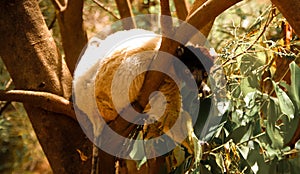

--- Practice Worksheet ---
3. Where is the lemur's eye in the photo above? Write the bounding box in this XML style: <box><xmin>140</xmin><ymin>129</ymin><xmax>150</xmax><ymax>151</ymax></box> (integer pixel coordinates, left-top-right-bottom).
<box><xmin>176</xmin><ymin>46</ymin><xmax>184</xmax><ymax>57</ymax></box>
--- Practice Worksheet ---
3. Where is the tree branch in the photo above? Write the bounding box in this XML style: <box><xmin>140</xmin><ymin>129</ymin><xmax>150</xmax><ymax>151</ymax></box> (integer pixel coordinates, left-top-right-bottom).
<box><xmin>115</xmin><ymin>0</ymin><xmax>136</xmax><ymax>29</ymax></box>
<box><xmin>160</xmin><ymin>0</ymin><xmax>173</xmax><ymax>37</ymax></box>
<box><xmin>173</xmin><ymin>0</ymin><xmax>188</xmax><ymax>21</ymax></box>
<box><xmin>176</xmin><ymin>0</ymin><xmax>242</xmax><ymax>44</ymax></box>
<box><xmin>188</xmin><ymin>0</ymin><xmax>215</xmax><ymax>37</ymax></box>
<box><xmin>56</xmin><ymin>0</ymin><xmax>88</xmax><ymax>74</ymax></box>
<box><xmin>0</xmin><ymin>90</ymin><xmax>76</xmax><ymax>120</ymax></box>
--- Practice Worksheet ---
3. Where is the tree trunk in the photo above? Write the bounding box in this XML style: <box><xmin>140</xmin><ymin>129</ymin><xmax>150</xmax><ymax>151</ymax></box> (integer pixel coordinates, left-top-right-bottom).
<box><xmin>55</xmin><ymin>0</ymin><xmax>88</xmax><ymax>74</ymax></box>
<box><xmin>0</xmin><ymin>0</ymin><xmax>92</xmax><ymax>173</ymax></box>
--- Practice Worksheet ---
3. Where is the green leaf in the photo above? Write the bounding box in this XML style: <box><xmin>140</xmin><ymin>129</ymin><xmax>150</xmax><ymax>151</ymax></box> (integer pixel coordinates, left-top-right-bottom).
<box><xmin>272</xmin><ymin>81</ymin><xmax>295</xmax><ymax>120</ymax></box>
<box><xmin>225</xmin><ymin>124</ymin><xmax>252</xmax><ymax>143</ymax></box>
<box><xmin>266</xmin><ymin>98</ymin><xmax>284</xmax><ymax>148</ymax></box>
<box><xmin>172</xmin><ymin>146</ymin><xmax>185</xmax><ymax>168</ymax></box>
<box><xmin>289</xmin><ymin>62</ymin><xmax>300</xmax><ymax>106</ymax></box>
<box><xmin>244</xmin><ymin>91</ymin><xmax>260</xmax><ymax>117</ymax></box>
<box><xmin>279</xmin><ymin>62</ymin><xmax>300</xmax><ymax>144</ymax></box>
<box><xmin>295</xmin><ymin>139</ymin><xmax>300</xmax><ymax>150</ymax></box>
<box><xmin>214</xmin><ymin>153</ymin><xmax>225</xmax><ymax>173</ymax></box>
<box><xmin>129</xmin><ymin>132</ymin><xmax>147</xmax><ymax>169</ymax></box>
<box><xmin>240</xmin><ymin>77</ymin><xmax>257</xmax><ymax>95</ymax></box>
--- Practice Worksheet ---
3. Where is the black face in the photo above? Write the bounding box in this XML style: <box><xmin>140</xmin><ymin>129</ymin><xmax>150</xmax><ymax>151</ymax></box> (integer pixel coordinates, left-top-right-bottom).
<box><xmin>174</xmin><ymin>45</ymin><xmax>214</xmax><ymax>96</ymax></box>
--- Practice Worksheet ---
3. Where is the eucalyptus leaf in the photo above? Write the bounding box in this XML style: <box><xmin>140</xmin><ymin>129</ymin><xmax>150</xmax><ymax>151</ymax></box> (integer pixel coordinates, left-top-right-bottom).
<box><xmin>225</xmin><ymin>124</ymin><xmax>252</xmax><ymax>143</ymax></box>
<box><xmin>214</xmin><ymin>153</ymin><xmax>225</xmax><ymax>173</ymax></box>
<box><xmin>295</xmin><ymin>139</ymin><xmax>300</xmax><ymax>150</ymax></box>
<box><xmin>289</xmin><ymin>62</ymin><xmax>300</xmax><ymax>106</ymax></box>
<box><xmin>266</xmin><ymin>98</ymin><xmax>284</xmax><ymax>148</ymax></box>
<box><xmin>272</xmin><ymin>81</ymin><xmax>295</xmax><ymax>120</ymax></box>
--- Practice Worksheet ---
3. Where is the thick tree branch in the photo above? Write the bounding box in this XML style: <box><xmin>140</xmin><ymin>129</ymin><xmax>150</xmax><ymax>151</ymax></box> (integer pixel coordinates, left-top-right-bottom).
<box><xmin>115</xmin><ymin>0</ymin><xmax>136</xmax><ymax>29</ymax></box>
<box><xmin>55</xmin><ymin>0</ymin><xmax>88</xmax><ymax>74</ymax></box>
<box><xmin>173</xmin><ymin>0</ymin><xmax>188</xmax><ymax>21</ymax></box>
<box><xmin>160</xmin><ymin>0</ymin><xmax>173</xmax><ymax>37</ymax></box>
<box><xmin>188</xmin><ymin>0</ymin><xmax>215</xmax><ymax>37</ymax></box>
<box><xmin>176</xmin><ymin>0</ymin><xmax>242</xmax><ymax>44</ymax></box>
<box><xmin>0</xmin><ymin>90</ymin><xmax>76</xmax><ymax>120</ymax></box>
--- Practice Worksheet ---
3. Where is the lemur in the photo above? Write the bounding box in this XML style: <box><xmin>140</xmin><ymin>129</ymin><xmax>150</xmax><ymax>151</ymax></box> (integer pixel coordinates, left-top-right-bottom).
<box><xmin>73</xmin><ymin>29</ymin><xmax>215</xmax><ymax>173</ymax></box>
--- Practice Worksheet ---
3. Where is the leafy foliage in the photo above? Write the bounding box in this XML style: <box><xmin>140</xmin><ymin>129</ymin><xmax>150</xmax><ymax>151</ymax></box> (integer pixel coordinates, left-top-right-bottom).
<box><xmin>194</xmin><ymin>2</ymin><xmax>300</xmax><ymax>174</ymax></box>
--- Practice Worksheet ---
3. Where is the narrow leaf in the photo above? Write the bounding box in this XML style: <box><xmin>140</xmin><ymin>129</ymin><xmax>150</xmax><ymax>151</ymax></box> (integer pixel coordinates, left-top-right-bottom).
<box><xmin>272</xmin><ymin>81</ymin><xmax>295</xmax><ymax>119</ymax></box>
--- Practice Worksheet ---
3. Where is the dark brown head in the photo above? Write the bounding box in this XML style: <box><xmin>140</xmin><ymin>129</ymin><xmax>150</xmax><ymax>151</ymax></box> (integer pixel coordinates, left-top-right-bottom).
<box><xmin>174</xmin><ymin>45</ymin><xmax>214</xmax><ymax>97</ymax></box>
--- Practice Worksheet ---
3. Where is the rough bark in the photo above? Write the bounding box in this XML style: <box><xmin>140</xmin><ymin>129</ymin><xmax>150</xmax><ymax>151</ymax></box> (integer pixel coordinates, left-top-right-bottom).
<box><xmin>115</xmin><ymin>0</ymin><xmax>136</xmax><ymax>29</ymax></box>
<box><xmin>271</xmin><ymin>0</ymin><xmax>300</xmax><ymax>37</ymax></box>
<box><xmin>0</xmin><ymin>0</ymin><xmax>92</xmax><ymax>173</ymax></box>
<box><xmin>55</xmin><ymin>0</ymin><xmax>88</xmax><ymax>74</ymax></box>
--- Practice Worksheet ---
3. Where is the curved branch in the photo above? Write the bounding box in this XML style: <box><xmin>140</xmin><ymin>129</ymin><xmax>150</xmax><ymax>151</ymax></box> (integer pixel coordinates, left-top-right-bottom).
<box><xmin>176</xmin><ymin>0</ymin><xmax>242</xmax><ymax>44</ymax></box>
<box><xmin>52</xmin><ymin>0</ymin><xmax>68</xmax><ymax>12</ymax></box>
<box><xmin>0</xmin><ymin>90</ymin><xmax>76</xmax><ymax>120</ymax></box>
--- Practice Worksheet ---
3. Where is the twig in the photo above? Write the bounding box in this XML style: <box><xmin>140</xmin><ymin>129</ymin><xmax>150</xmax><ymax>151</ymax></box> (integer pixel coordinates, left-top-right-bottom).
<box><xmin>93</xmin><ymin>0</ymin><xmax>120</xmax><ymax>20</ymax></box>
<box><xmin>203</xmin><ymin>132</ymin><xmax>266</xmax><ymax>155</ymax></box>
<box><xmin>0</xmin><ymin>90</ymin><xmax>76</xmax><ymax>120</ymax></box>
<box><xmin>230</xmin><ymin>6</ymin><xmax>275</xmax><ymax>60</ymax></box>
